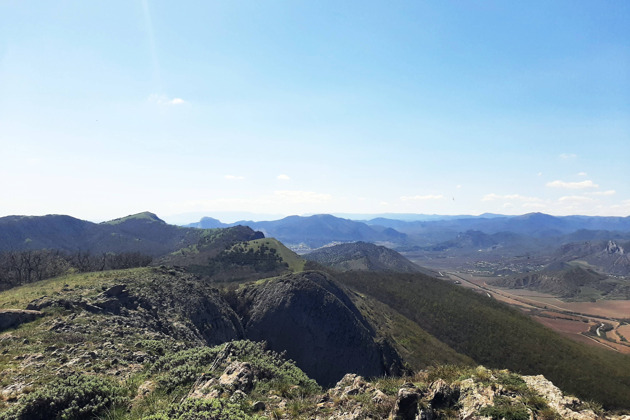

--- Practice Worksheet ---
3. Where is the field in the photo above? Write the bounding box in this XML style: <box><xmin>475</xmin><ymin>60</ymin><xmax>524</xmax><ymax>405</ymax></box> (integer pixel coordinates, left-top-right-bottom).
<box><xmin>443</xmin><ymin>271</ymin><xmax>630</xmax><ymax>354</ymax></box>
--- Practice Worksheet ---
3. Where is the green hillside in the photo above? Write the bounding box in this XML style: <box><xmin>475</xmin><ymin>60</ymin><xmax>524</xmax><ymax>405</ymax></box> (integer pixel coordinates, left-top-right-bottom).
<box><xmin>303</xmin><ymin>241</ymin><xmax>426</xmax><ymax>273</ymax></box>
<box><xmin>336</xmin><ymin>270</ymin><xmax>630</xmax><ymax>409</ymax></box>
<box><xmin>234</xmin><ymin>238</ymin><xmax>306</xmax><ymax>272</ymax></box>
<box><xmin>103</xmin><ymin>211</ymin><xmax>165</xmax><ymax>225</ymax></box>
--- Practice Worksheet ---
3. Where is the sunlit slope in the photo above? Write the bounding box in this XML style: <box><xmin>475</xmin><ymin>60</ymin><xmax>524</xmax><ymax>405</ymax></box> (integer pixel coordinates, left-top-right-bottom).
<box><xmin>336</xmin><ymin>270</ymin><xmax>630</xmax><ymax>410</ymax></box>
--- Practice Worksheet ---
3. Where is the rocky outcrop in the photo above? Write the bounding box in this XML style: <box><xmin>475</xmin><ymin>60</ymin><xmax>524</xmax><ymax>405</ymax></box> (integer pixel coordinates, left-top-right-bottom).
<box><xmin>238</xmin><ymin>271</ymin><xmax>404</xmax><ymax>386</ymax></box>
<box><xmin>0</xmin><ymin>309</ymin><xmax>43</xmax><ymax>331</ymax></box>
<box><xmin>218</xmin><ymin>361</ymin><xmax>254</xmax><ymax>393</ymax></box>
<box><xmin>392</xmin><ymin>386</ymin><xmax>421</xmax><ymax>419</ymax></box>
<box><xmin>523</xmin><ymin>374</ymin><xmax>599</xmax><ymax>420</ymax></box>
<box><xmin>607</xmin><ymin>240</ymin><xmax>624</xmax><ymax>255</ymax></box>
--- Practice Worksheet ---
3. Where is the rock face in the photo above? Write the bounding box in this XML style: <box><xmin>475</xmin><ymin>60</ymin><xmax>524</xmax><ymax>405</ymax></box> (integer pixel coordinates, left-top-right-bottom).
<box><xmin>393</xmin><ymin>387</ymin><xmax>421</xmax><ymax>419</ymax></box>
<box><xmin>607</xmin><ymin>240</ymin><xmax>624</xmax><ymax>255</ymax></box>
<box><xmin>130</xmin><ymin>268</ymin><xmax>244</xmax><ymax>345</ymax></box>
<box><xmin>0</xmin><ymin>309</ymin><xmax>43</xmax><ymax>331</ymax></box>
<box><xmin>238</xmin><ymin>271</ymin><xmax>403</xmax><ymax>386</ymax></box>
<box><xmin>523</xmin><ymin>375</ymin><xmax>599</xmax><ymax>420</ymax></box>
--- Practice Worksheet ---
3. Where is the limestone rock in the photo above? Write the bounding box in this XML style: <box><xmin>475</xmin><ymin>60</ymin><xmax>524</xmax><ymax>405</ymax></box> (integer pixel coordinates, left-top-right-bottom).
<box><xmin>523</xmin><ymin>375</ymin><xmax>599</xmax><ymax>420</ymax></box>
<box><xmin>458</xmin><ymin>378</ymin><xmax>496</xmax><ymax>420</ymax></box>
<box><xmin>219</xmin><ymin>361</ymin><xmax>254</xmax><ymax>393</ymax></box>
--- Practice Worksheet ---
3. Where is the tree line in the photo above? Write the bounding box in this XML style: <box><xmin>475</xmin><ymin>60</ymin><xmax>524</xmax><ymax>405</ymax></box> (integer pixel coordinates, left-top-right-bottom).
<box><xmin>0</xmin><ymin>249</ymin><xmax>152</xmax><ymax>290</ymax></box>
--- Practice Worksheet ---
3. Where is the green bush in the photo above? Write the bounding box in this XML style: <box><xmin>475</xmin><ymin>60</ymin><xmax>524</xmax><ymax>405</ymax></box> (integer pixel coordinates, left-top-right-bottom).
<box><xmin>496</xmin><ymin>371</ymin><xmax>527</xmax><ymax>393</ymax></box>
<box><xmin>141</xmin><ymin>398</ymin><xmax>258</xmax><ymax>420</ymax></box>
<box><xmin>478</xmin><ymin>396</ymin><xmax>529</xmax><ymax>420</ymax></box>
<box><xmin>0</xmin><ymin>374</ymin><xmax>129</xmax><ymax>420</ymax></box>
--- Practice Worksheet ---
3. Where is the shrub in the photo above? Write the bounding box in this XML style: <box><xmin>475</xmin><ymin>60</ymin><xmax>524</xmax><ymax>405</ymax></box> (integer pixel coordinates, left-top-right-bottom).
<box><xmin>426</xmin><ymin>364</ymin><xmax>473</xmax><ymax>383</ymax></box>
<box><xmin>496</xmin><ymin>371</ymin><xmax>527</xmax><ymax>393</ymax></box>
<box><xmin>0</xmin><ymin>374</ymin><xmax>129</xmax><ymax>420</ymax></box>
<box><xmin>141</xmin><ymin>398</ymin><xmax>258</xmax><ymax>420</ymax></box>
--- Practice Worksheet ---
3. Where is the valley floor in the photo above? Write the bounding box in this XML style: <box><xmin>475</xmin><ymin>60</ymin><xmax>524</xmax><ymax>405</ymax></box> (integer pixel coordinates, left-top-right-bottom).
<box><xmin>439</xmin><ymin>270</ymin><xmax>630</xmax><ymax>354</ymax></box>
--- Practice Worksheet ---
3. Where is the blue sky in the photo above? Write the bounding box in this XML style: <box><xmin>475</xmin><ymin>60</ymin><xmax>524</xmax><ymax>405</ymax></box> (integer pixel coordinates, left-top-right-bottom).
<box><xmin>1</xmin><ymin>1</ymin><xmax>628</xmax><ymax>222</ymax></box>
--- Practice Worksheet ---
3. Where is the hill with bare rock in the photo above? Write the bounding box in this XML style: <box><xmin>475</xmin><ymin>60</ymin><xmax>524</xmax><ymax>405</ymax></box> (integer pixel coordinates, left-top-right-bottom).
<box><xmin>552</xmin><ymin>239</ymin><xmax>630</xmax><ymax>276</ymax></box>
<box><xmin>489</xmin><ymin>263</ymin><xmax>616</xmax><ymax>299</ymax></box>
<box><xmin>233</xmin><ymin>271</ymin><xmax>405</xmax><ymax>385</ymax></box>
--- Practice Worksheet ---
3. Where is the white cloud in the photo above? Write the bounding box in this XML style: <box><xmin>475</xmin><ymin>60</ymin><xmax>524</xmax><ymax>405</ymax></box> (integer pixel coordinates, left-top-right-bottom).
<box><xmin>611</xmin><ymin>200</ymin><xmax>630</xmax><ymax>213</ymax></box>
<box><xmin>558</xmin><ymin>195</ymin><xmax>594</xmax><ymax>203</ymax></box>
<box><xmin>559</xmin><ymin>153</ymin><xmax>577</xmax><ymax>159</ymax></box>
<box><xmin>274</xmin><ymin>190</ymin><xmax>332</xmax><ymax>204</ymax></box>
<box><xmin>224</xmin><ymin>175</ymin><xmax>245</xmax><ymax>180</ymax></box>
<box><xmin>482</xmin><ymin>193</ymin><xmax>542</xmax><ymax>202</ymax></box>
<box><xmin>456</xmin><ymin>185</ymin><xmax>462</xmax><ymax>189</ymax></box>
<box><xmin>577</xmin><ymin>172</ymin><xmax>587</xmax><ymax>177</ymax></box>
<box><xmin>400</xmin><ymin>194</ymin><xmax>444</xmax><ymax>201</ymax></box>
<box><xmin>277</xmin><ymin>174</ymin><xmax>291</xmax><ymax>181</ymax></box>
<box><xmin>522</xmin><ymin>202</ymin><xmax>546</xmax><ymax>209</ymax></box>
<box><xmin>546</xmin><ymin>180</ymin><xmax>599</xmax><ymax>189</ymax></box>
<box><xmin>589</xmin><ymin>190</ymin><xmax>616</xmax><ymax>196</ymax></box>
<box><xmin>481</xmin><ymin>193</ymin><xmax>501</xmax><ymax>201</ymax></box>
<box><xmin>148</xmin><ymin>94</ymin><xmax>186</xmax><ymax>105</ymax></box>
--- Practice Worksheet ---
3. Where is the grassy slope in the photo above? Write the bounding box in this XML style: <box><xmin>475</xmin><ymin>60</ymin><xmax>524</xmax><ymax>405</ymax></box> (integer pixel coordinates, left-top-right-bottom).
<box><xmin>235</xmin><ymin>238</ymin><xmax>305</xmax><ymax>272</ymax></box>
<box><xmin>102</xmin><ymin>212</ymin><xmax>164</xmax><ymax>225</ymax></box>
<box><xmin>336</xmin><ymin>270</ymin><xmax>630</xmax><ymax>410</ymax></box>
<box><xmin>0</xmin><ymin>268</ymin><xmax>151</xmax><ymax>309</ymax></box>
<box><xmin>347</xmin><ymin>289</ymin><xmax>474</xmax><ymax>369</ymax></box>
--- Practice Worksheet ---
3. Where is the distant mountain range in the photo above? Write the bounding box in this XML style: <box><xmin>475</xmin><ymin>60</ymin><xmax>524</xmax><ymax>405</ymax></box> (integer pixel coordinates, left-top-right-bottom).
<box><xmin>186</xmin><ymin>212</ymin><xmax>630</xmax><ymax>244</ymax></box>
<box><xmin>0</xmin><ymin>211</ymin><xmax>256</xmax><ymax>257</ymax></box>
<box><xmin>186</xmin><ymin>214</ymin><xmax>406</xmax><ymax>248</ymax></box>
<box><xmin>3</xmin><ymin>211</ymin><xmax>630</xmax><ymax>276</ymax></box>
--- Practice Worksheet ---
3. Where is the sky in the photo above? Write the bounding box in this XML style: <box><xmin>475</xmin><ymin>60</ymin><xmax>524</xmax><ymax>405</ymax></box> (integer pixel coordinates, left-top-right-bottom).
<box><xmin>1</xmin><ymin>1</ymin><xmax>629</xmax><ymax>223</ymax></box>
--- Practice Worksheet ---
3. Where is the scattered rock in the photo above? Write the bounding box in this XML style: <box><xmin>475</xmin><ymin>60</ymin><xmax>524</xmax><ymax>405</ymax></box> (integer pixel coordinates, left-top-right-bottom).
<box><xmin>372</xmin><ymin>389</ymin><xmax>389</xmax><ymax>405</ymax></box>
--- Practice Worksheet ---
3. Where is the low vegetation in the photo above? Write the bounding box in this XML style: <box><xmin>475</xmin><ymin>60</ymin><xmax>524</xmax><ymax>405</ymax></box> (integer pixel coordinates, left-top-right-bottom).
<box><xmin>336</xmin><ymin>270</ymin><xmax>630</xmax><ymax>409</ymax></box>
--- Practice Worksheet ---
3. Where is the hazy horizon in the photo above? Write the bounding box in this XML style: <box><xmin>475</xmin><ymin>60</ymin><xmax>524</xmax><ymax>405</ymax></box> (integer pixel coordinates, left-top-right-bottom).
<box><xmin>2</xmin><ymin>1</ymin><xmax>628</xmax><ymax>221</ymax></box>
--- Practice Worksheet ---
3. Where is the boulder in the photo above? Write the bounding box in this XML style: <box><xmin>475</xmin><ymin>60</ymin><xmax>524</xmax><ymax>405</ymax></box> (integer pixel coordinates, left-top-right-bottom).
<box><xmin>0</xmin><ymin>309</ymin><xmax>44</xmax><ymax>331</ymax></box>
<box><xmin>426</xmin><ymin>379</ymin><xmax>460</xmax><ymax>409</ymax></box>
<box><xmin>219</xmin><ymin>361</ymin><xmax>254</xmax><ymax>393</ymax></box>
<box><xmin>392</xmin><ymin>387</ymin><xmax>421</xmax><ymax>420</ymax></box>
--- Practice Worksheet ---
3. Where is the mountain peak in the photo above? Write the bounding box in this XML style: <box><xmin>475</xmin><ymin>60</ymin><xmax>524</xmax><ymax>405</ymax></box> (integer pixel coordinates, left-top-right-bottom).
<box><xmin>103</xmin><ymin>211</ymin><xmax>165</xmax><ymax>225</ymax></box>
